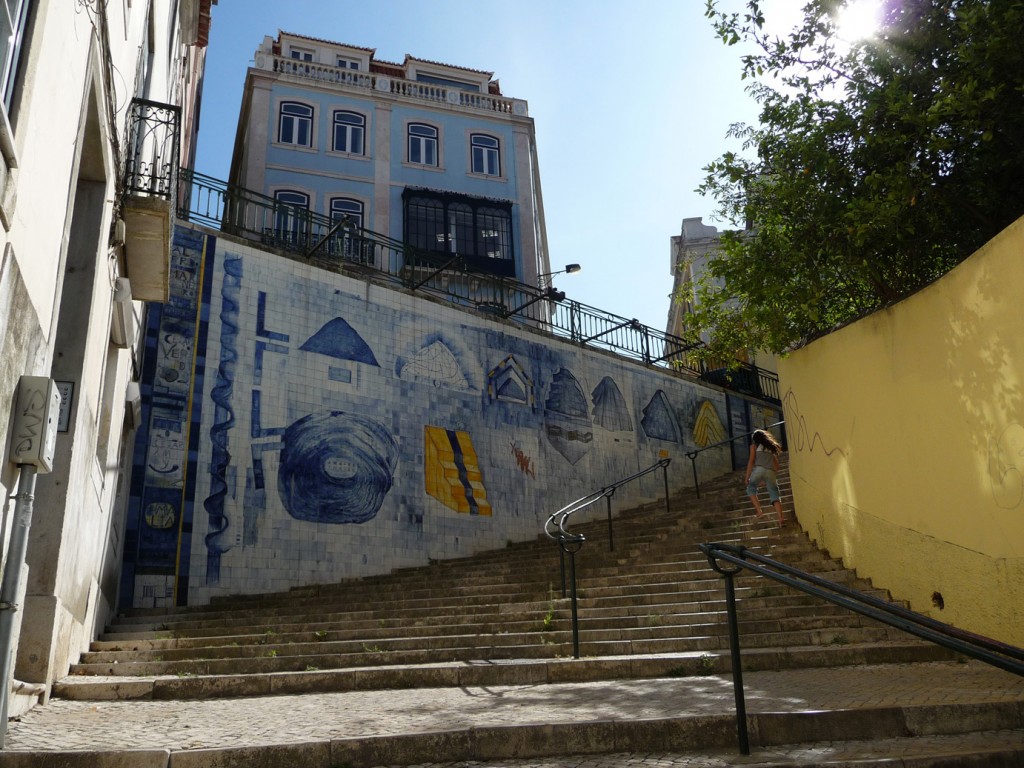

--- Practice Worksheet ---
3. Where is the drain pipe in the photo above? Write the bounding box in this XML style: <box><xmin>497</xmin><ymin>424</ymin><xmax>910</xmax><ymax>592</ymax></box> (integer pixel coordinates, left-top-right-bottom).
<box><xmin>0</xmin><ymin>464</ymin><xmax>38</xmax><ymax>746</ymax></box>
<box><xmin>0</xmin><ymin>377</ymin><xmax>62</xmax><ymax>747</ymax></box>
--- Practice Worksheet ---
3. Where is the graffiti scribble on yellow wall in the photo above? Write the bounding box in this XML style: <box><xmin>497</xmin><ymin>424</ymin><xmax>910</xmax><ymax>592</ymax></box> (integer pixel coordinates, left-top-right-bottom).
<box><xmin>989</xmin><ymin>423</ymin><xmax>1024</xmax><ymax>510</ymax></box>
<box><xmin>424</xmin><ymin>426</ymin><xmax>492</xmax><ymax>516</ymax></box>
<box><xmin>693</xmin><ymin>401</ymin><xmax>726</xmax><ymax>448</ymax></box>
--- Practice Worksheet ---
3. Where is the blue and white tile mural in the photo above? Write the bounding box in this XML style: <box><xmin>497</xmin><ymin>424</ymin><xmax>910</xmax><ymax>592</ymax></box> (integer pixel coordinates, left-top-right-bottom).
<box><xmin>123</xmin><ymin>224</ymin><xmax>778</xmax><ymax>607</ymax></box>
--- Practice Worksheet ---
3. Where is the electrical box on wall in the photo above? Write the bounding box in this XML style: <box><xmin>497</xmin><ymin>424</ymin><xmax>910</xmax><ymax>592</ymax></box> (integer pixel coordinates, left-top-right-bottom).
<box><xmin>9</xmin><ymin>376</ymin><xmax>61</xmax><ymax>473</ymax></box>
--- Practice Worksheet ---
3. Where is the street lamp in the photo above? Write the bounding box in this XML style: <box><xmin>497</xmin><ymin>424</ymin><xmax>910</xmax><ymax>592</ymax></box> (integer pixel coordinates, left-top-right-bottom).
<box><xmin>504</xmin><ymin>264</ymin><xmax>582</xmax><ymax>319</ymax></box>
<box><xmin>537</xmin><ymin>263</ymin><xmax>581</xmax><ymax>289</ymax></box>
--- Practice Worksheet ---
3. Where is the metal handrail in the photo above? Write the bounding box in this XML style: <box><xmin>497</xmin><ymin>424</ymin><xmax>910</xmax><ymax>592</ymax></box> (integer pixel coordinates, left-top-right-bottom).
<box><xmin>544</xmin><ymin>457</ymin><xmax>671</xmax><ymax>547</ymax></box>
<box><xmin>542</xmin><ymin>458</ymin><xmax>672</xmax><ymax>658</ymax></box>
<box><xmin>685</xmin><ymin>420</ymin><xmax>785</xmax><ymax>498</ymax></box>
<box><xmin>699</xmin><ymin>541</ymin><xmax>1024</xmax><ymax>755</ymax></box>
<box><xmin>174</xmin><ymin>169</ymin><xmax>783</xmax><ymax>404</ymax></box>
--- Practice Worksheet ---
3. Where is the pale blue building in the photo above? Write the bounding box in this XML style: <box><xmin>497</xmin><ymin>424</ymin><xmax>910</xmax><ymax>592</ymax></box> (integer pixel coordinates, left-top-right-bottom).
<box><xmin>228</xmin><ymin>31</ymin><xmax>550</xmax><ymax>284</ymax></box>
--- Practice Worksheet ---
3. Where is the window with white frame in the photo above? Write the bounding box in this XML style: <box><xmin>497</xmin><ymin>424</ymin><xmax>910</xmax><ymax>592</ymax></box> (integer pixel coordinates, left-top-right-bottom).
<box><xmin>272</xmin><ymin>190</ymin><xmax>309</xmax><ymax>247</ymax></box>
<box><xmin>407</xmin><ymin>123</ymin><xmax>438</xmax><ymax>166</ymax></box>
<box><xmin>471</xmin><ymin>134</ymin><xmax>500</xmax><ymax>176</ymax></box>
<box><xmin>289</xmin><ymin>47</ymin><xmax>313</xmax><ymax>61</ymax></box>
<box><xmin>330</xmin><ymin>197</ymin><xmax>363</xmax><ymax>228</ymax></box>
<box><xmin>329</xmin><ymin>197</ymin><xmax>369</xmax><ymax>262</ymax></box>
<box><xmin>336</xmin><ymin>56</ymin><xmax>359</xmax><ymax>70</ymax></box>
<box><xmin>332</xmin><ymin>110</ymin><xmax>365</xmax><ymax>155</ymax></box>
<box><xmin>279</xmin><ymin>102</ymin><xmax>313</xmax><ymax>147</ymax></box>
<box><xmin>0</xmin><ymin>0</ymin><xmax>32</xmax><ymax>109</ymax></box>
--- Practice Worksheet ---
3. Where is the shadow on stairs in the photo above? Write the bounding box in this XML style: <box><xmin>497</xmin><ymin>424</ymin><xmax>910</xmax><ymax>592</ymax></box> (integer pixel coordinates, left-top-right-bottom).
<box><xmin>2</xmin><ymin>456</ymin><xmax>1021</xmax><ymax>766</ymax></box>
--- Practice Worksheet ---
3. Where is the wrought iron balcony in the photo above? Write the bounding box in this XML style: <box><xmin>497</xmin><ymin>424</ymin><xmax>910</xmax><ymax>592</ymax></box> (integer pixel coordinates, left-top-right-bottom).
<box><xmin>120</xmin><ymin>98</ymin><xmax>182</xmax><ymax>301</ymax></box>
<box><xmin>124</xmin><ymin>99</ymin><xmax>181</xmax><ymax>199</ymax></box>
<box><xmin>177</xmin><ymin>168</ymin><xmax>781</xmax><ymax>404</ymax></box>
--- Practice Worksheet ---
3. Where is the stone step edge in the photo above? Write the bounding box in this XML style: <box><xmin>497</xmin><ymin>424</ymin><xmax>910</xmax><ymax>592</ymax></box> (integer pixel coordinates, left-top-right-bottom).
<box><xmin>1</xmin><ymin>703</ymin><xmax>1019</xmax><ymax>768</ymax></box>
<box><xmin>53</xmin><ymin>642</ymin><xmax>957</xmax><ymax>701</ymax></box>
<box><xmin>77</xmin><ymin>621</ymin><xmax>913</xmax><ymax>665</ymax></box>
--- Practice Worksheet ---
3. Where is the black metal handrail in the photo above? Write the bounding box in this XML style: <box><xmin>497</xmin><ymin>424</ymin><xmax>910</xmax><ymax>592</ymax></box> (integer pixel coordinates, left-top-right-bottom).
<box><xmin>542</xmin><ymin>457</ymin><xmax>672</xmax><ymax>658</ymax></box>
<box><xmin>174</xmin><ymin>169</ymin><xmax>782</xmax><ymax>403</ymax></box>
<box><xmin>685</xmin><ymin>420</ymin><xmax>785</xmax><ymax>498</ymax></box>
<box><xmin>699</xmin><ymin>541</ymin><xmax>1024</xmax><ymax>755</ymax></box>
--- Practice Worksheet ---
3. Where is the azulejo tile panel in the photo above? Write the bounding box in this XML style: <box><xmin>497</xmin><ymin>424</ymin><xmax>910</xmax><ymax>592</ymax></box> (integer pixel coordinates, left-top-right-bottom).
<box><xmin>123</xmin><ymin>224</ymin><xmax>776</xmax><ymax>607</ymax></box>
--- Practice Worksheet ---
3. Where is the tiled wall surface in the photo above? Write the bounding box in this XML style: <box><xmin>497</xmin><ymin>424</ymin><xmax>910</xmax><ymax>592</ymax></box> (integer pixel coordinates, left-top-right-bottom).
<box><xmin>124</xmin><ymin>226</ymin><xmax>771</xmax><ymax>607</ymax></box>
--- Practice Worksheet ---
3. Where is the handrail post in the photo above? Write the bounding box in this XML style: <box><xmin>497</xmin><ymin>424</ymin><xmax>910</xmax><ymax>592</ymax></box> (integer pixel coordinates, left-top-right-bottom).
<box><xmin>568</xmin><ymin>542</ymin><xmax>581</xmax><ymax>659</ymax></box>
<box><xmin>557</xmin><ymin>536</ymin><xmax>584</xmax><ymax>659</ymax></box>
<box><xmin>723</xmin><ymin>570</ymin><xmax>750</xmax><ymax>755</ymax></box>
<box><xmin>687</xmin><ymin>451</ymin><xmax>700</xmax><ymax>498</ymax></box>
<box><xmin>703</xmin><ymin>544</ymin><xmax>750</xmax><ymax>755</ymax></box>
<box><xmin>662</xmin><ymin>459</ymin><xmax>671</xmax><ymax>517</ymax></box>
<box><xmin>606</xmin><ymin>495</ymin><xmax>614</xmax><ymax>552</ymax></box>
<box><xmin>558</xmin><ymin>546</ymin><xmax>567</xmax><ymax>599</ymax></box>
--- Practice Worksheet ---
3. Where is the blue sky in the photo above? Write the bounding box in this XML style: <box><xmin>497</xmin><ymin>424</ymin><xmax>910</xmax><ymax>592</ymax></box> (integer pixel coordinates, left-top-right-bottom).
<box><xmin>196</xmin><ymin>1</ymin><xmax>778</xmax><ymax>332</ymax></box>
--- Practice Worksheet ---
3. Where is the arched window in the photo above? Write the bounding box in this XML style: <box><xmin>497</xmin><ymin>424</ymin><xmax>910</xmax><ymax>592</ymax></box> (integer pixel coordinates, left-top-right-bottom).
<box><xmin>329</xmin><ymin>198</ymin><xmax>368</xmax><ymax>263</ymax></box>
<box><xmin>272</xmin><ymin>190</ymin><xmax>310</xmax><ymax>248</ymax></box>
<box><xmin>471</xmin><ymin>134</ymin><xmax>500</xmax><ymax>176</ymax></box>
<box><xmin>330</xmin><ymin>197</ymin><xmax>364</xmax><ymax>228</ymax></box>
<box><xmin>278</xmin><ymin>102</ymin><xmax>313</xmax><ymax>146</ymax></box>
<box><xmin>408</xmin><ymin>123</ymin><xmax>438</xmax><ymax>166</ymax></box>
<box><xmin>332</xmin><ymin>111</ymin><xmax>365</xmax><ymax>154</ymax></box>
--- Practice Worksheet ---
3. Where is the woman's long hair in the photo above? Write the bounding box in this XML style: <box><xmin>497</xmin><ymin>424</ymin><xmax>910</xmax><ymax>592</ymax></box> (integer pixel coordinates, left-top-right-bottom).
<box><xmin>752</xmin><ymin>429</ymin><xmax>782</xmax><ymax>455</ymax></box>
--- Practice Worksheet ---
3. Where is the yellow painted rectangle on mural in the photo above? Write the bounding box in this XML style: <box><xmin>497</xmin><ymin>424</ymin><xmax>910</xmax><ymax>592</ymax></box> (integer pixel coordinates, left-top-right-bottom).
<box><xmin>424</xmin><ymin>426</ymin><xmax>492</xmax><ymax>516</ymax></box>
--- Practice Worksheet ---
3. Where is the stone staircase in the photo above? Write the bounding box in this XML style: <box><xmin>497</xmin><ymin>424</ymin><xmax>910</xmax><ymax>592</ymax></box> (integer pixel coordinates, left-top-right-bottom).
<box><xmin>12</xmin><ymin>456</ymin><xmax>1022</xmax><ymax>766</ymax></box>
<box><xmin>57</xmin><ymin>458</ymin><xmax>943</xmax><ymax>700</ymax></box>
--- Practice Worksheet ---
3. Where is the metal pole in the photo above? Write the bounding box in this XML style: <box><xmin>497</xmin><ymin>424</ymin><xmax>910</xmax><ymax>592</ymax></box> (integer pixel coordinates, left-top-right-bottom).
<box><xmin>558</xmin><ymin>546</ymin><xmax>567</xmax><ymax>598</ymax></box>
<box><xmin>606</xmin><ymin>495</ymin><xmax>614</xmax><ymax>552</ymax></box>
<box><xmin>724</xmin><ymin>572</ymin><xmax>750</xmax><ymax>755</ymax></box>
<box><xmin>689</xmin><ymin>452</ymin><xmax>701</xmax><ymax>498</ymax></box>
<box><xmin>568</xmin><ymin>546</ymin><xmax>580</xmax><ymax>659</ymax></box>
<box><xmin>0</xmin><ymin>465</ymin><xmax>38</xmax><ymax>748</ymax></box>
<box><xmin>662</xmin><ymin>461</ymin><xmax>670</xmax><ymax>517</ymax></box>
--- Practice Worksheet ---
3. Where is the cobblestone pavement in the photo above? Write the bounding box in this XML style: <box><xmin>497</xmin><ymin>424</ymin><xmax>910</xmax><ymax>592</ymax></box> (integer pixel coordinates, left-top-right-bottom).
<box><xmin>4</xmin><ymin>660</ymin><xmax>1023</xmax><ymax>757</ymax></box>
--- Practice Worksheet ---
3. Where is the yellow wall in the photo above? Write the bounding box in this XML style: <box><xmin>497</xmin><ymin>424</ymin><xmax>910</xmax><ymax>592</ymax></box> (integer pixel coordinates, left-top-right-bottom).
<box><xmin>779</xmin><ymin>215</ymin><xmax>1024</xmax><ymax>645</ymax></box>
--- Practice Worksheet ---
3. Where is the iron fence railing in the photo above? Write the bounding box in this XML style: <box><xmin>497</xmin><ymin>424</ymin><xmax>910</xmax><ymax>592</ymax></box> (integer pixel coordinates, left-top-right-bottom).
<box><xmin>124</xmin><ymin>98</ymin><xmax>181</xmax><ymax>201</ymax></box>
<box><xmin>175</xmin><ymin>168</ymin><xmax>781</xmax><ymax>402</ymax></box>
<box><xmin>699</xmin><ymin>363</ymin><xmax>780</xmax><ymax>403</ymax></box>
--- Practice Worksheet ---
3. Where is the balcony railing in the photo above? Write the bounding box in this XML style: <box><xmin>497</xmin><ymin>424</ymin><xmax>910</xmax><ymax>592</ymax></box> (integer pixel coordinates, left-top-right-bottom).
<box><xmin>177</xmin><ymin>168</ymin><xmax>780</xmax><ymax>402</ymax></box>
<box><xmin>265</xmin><ymin>54</ymin><xmax>521</xmax><ymax>116</ymax></box>
<box><xmin>124</xmin><ymin>98</ymin><xmax>181</xmax><ymax>201</ymax></box>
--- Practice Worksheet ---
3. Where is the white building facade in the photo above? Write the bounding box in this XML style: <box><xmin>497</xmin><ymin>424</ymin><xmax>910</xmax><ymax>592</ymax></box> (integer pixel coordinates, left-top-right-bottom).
<box><xmin>0</xmin><ymin>0</ymin><xmax>213</xmax><ymax>714</ymax></box>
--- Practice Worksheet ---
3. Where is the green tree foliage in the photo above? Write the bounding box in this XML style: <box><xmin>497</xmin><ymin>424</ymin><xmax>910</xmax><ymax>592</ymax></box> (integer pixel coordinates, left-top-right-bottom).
<box><xmin>688</xmin><ymin>0</ymin><xmax>1024</xmax><ymax>357</ymax></box>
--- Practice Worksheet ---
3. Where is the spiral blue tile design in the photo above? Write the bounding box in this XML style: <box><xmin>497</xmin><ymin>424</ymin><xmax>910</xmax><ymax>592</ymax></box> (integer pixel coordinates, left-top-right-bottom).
<box><xmin>278</xmin><ymin>411</ymin><xmax>399</xmax><ymax>524</ymax></box>
<box><xmin>202</xmin><ymin>254</ymin><xmax>242</xmax><ymax>583</ymax></box>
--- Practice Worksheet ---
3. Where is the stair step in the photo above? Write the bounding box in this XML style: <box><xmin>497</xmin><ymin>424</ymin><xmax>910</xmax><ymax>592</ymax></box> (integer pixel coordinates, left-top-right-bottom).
<box><xmin>10</xmin><ymin>457</ymin><xmax>1018</xmax><ymax>765</ymax></box>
